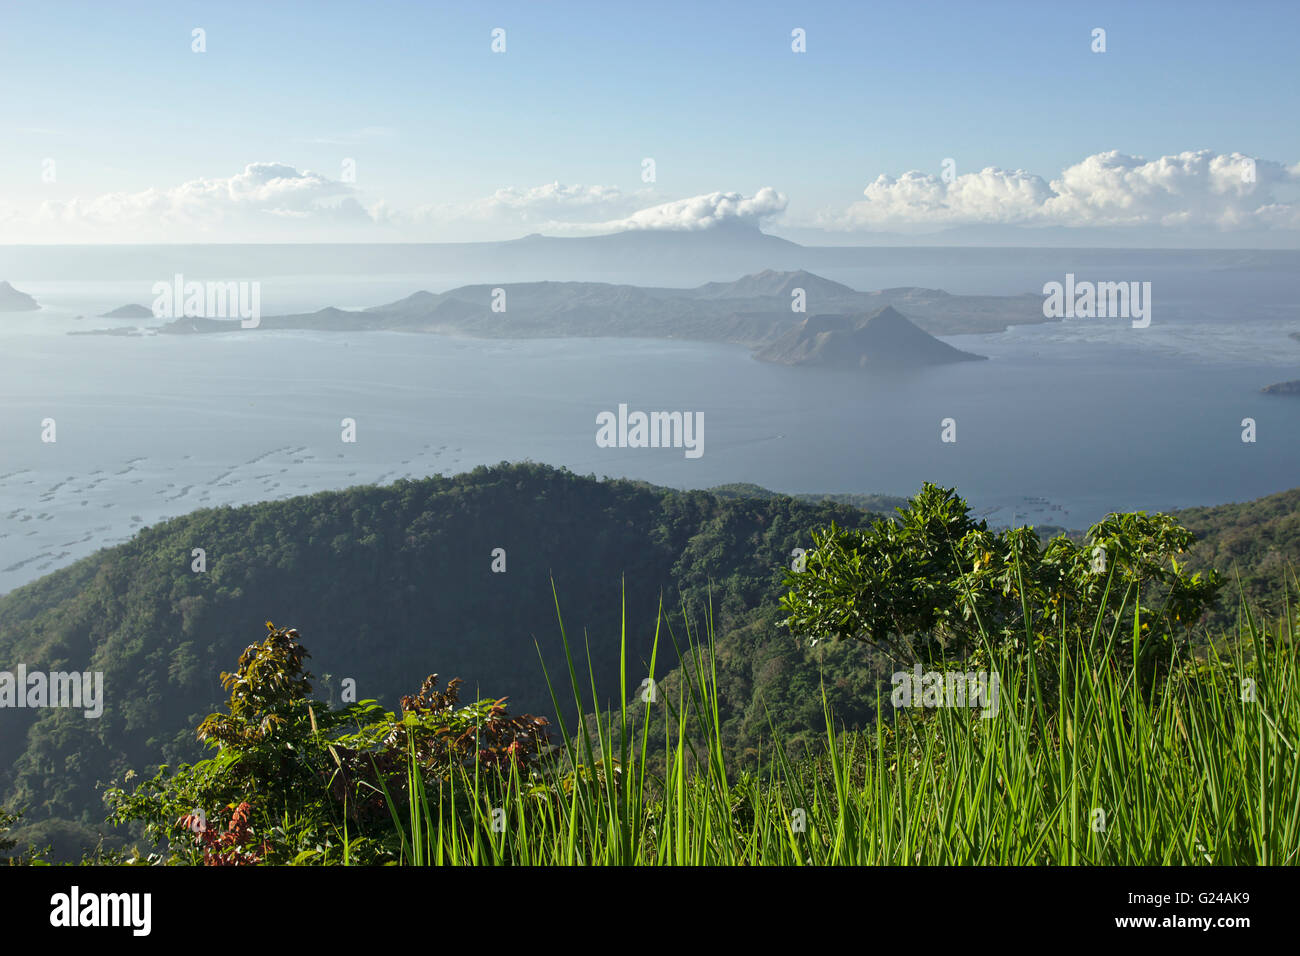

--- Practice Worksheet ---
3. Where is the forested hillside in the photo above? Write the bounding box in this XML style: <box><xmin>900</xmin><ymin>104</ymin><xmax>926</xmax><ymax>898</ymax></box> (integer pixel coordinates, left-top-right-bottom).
<box><xmin>0</xmin><ymin>463</ymin><xmax>883</xmax><ymax>843</ymax></box>
<box><xmin>1179</xmin><ymin>487</ymin><xmax>1300</xmax><ymax>630</ymax></box>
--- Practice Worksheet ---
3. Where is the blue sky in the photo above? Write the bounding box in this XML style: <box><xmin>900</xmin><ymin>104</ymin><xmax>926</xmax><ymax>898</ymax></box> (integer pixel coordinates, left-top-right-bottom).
<box><xmin>2</xmin><ymin>0</ymin><xmax>1298</xmax><ymax>242</ymax></box>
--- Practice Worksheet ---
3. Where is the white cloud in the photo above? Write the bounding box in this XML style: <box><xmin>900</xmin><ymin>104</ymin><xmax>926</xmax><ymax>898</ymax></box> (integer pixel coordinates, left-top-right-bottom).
<box><xmin>34</xmin><ymin>162</ymin><xmax>366</xmax><ymax>238</ymax></box>
<box><xmin>393</xmin><ymin>184</ymin><xmax>787</xmax><ymax>237</ymax></box>
<box><xmin>821</xmin><ymin>150</ymin><xmax>1300</xmax><ymax>232</ymax></box>
<box><xmin>478</xmin><ymin>182</ymin><xmax>632</xmax><ymax>218</ymax></box>
<box><xmin>844</xmin><ymin>168</ymin><xmax>1055</xmax><ymax>226</ymax></box>
<box><xmin>401</xmin><ymin>181</ymin><xmax>648</xmax><ymax>232</ymax></box>
<box><xmin>13</xmin><ymin>165</ymin><xmax>786</xmax><ymax>241</ymax></box>
<box><xmin>1045</xmin><ymin>150</ymin><xmax>1299</xmax><ymax>228</ymax></box>
<box><xmin>581</xmin><ymin>187</ymin><xmax>788</xmax><ymax>233</ymax></box>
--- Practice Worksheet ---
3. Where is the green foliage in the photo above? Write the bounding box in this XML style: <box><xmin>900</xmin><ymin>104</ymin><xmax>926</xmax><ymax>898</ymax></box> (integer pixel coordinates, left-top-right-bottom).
<box><xmin>0</xmin><ymin>805</ymin><xmax>18</xmax><ymax>862</ymax></box>
<box><xmin>25</xmin><ymin>580</ymin><xmax>1300</xmax><ymax>866</ymax></box>
<box><xmin>105</xmin><ymin>622</ymin><xmax>550</xmax><ymax>865</ymax></box>
<box><xmin>1177</xmin><ymin>487</ymin><xmax>1300</xmax><ymax>632</ymax></box>
<box><xmin>780</xmin><ymin>483</ymin><xmax>1223</xmax><ymax>694</ymax></box>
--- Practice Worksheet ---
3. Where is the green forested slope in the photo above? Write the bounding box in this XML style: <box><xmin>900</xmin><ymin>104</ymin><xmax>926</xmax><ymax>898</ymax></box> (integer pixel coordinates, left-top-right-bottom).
<box><xmin>1178</xmin><ymin>487</ymin><xmax>1300</xmax><ymax>629</ymax></box>
<box><xmin>0</xmin><ymin>463</ymin><xmax>881</xmax><ymax>833</ymax></box>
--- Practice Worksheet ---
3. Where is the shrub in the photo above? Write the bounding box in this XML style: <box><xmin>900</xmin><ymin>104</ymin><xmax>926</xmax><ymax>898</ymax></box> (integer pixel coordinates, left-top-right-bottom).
<box><xmin>779</xmin><ymin>483</ymin><xmax>1223</xmax><ymax>697</ymax></box>
<box><xmin>106</xmin><ymin>622</ymin><xmax>551</xmax><ymax>864</ymax></box>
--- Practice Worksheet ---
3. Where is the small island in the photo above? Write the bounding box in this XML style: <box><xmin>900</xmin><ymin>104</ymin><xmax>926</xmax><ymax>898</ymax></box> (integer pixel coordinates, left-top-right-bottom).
<box><xmin>0</xmin><ymin>281</ymin><xmax>40</xmax><ymax>312</ymax></box>
<box><xmin>100</xmin><ymin>304</ymin><xmax>155</xmax><ymax>319</ymax></box>
<box><xmin>1261</xmin><ymin>380</ymin><xmax>1300</xmax><ymax>396</ymax></box>
<box><xmin>755</xmin><ymin>306</ymin><xmax>986</xmax><ymax>369</ymax></box>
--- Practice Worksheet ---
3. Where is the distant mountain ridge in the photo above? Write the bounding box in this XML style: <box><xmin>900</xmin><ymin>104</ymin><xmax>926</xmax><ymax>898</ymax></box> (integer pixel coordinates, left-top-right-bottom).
<box><xmin>689</xmin><ymin>268</ymin><xmax>857</xmax><ymax>300</ymax></box>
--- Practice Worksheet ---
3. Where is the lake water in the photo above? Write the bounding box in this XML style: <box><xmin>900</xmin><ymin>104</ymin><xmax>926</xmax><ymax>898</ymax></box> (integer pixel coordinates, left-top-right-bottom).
<box><xmin>2</xmin><ymin>265</ymin><xmax>1298</xmax><ymax>596</ymax></box>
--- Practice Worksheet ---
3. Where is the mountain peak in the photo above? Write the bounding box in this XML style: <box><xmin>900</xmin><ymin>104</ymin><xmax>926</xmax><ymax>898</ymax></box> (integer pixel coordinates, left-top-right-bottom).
<box><xmin>755</xmin><ymin>306</ymin><xmax>986</xmax><ymax>369</ymax></box>
<box><xmin>861</xmin><ymin>304</ymin><xmax>910</xmax><ymax>325</ymax></box>
<box><xmin>369</xmin><ymin>290</ymin><xmax>439</xmax><ymax>314</ymax></box>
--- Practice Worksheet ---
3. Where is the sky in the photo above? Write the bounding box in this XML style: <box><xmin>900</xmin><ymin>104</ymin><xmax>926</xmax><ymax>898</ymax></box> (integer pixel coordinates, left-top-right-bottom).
<box><xmin>2</xmin><ymin>0</ymin><xmax>1298</xmax><ymax>244</ymax></box>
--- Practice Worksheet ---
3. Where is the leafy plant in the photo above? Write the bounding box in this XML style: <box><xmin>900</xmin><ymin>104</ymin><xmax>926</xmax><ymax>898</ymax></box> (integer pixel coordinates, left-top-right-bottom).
<box><xmin>177</xmin><ymin>802</ymin><xmax>271</xmax><ymax>866</ymax></box>
<box><xmin>779</xmin><ymin>483</ymin><xmax>1223</xmax><ymax>695</ymax></box>
<box><xmin>0</xmin><ymin>806</ymin><xmax>19</xmax><ymax>863</ymax></box>
<box><xmin>106</xmin><ymin>622</ymin><xmax>551</xmax><ymax>864</ymax></box>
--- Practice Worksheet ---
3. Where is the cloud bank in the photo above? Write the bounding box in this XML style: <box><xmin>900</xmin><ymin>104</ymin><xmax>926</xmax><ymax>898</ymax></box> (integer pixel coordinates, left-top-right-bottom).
<box><xmin>11</xmin><ymin>150</ymin><xmax>1299</xmax><ymax>242</ymax></box>
<box><xmin>820</xmin><ymin>150</ymin><xmax>1300</xmax><ymax>232</ymax></box>
<box><xmin>36</xmin><ymin>162</ymin><xmax>369</xmax><ymax>237</ymax></box>
<box><xmin>22</xmin><ymin>165</ymin><xmax>784</xmax><ymax>241</ymax></box>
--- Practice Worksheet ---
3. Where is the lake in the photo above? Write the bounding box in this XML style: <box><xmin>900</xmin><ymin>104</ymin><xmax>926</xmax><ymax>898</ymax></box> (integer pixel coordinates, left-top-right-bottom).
<box><xmin>1</xmin><ymin>263</ymin><xmax>1298</xmax><ymax>596</ymax></box>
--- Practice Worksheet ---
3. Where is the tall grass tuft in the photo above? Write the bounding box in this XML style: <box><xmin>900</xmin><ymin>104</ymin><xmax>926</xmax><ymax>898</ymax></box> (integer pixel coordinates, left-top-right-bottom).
<box><xmin>377</xmin><ymin>587</ymin><xmax>1298</xmax><ymax>865</ymax></box>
